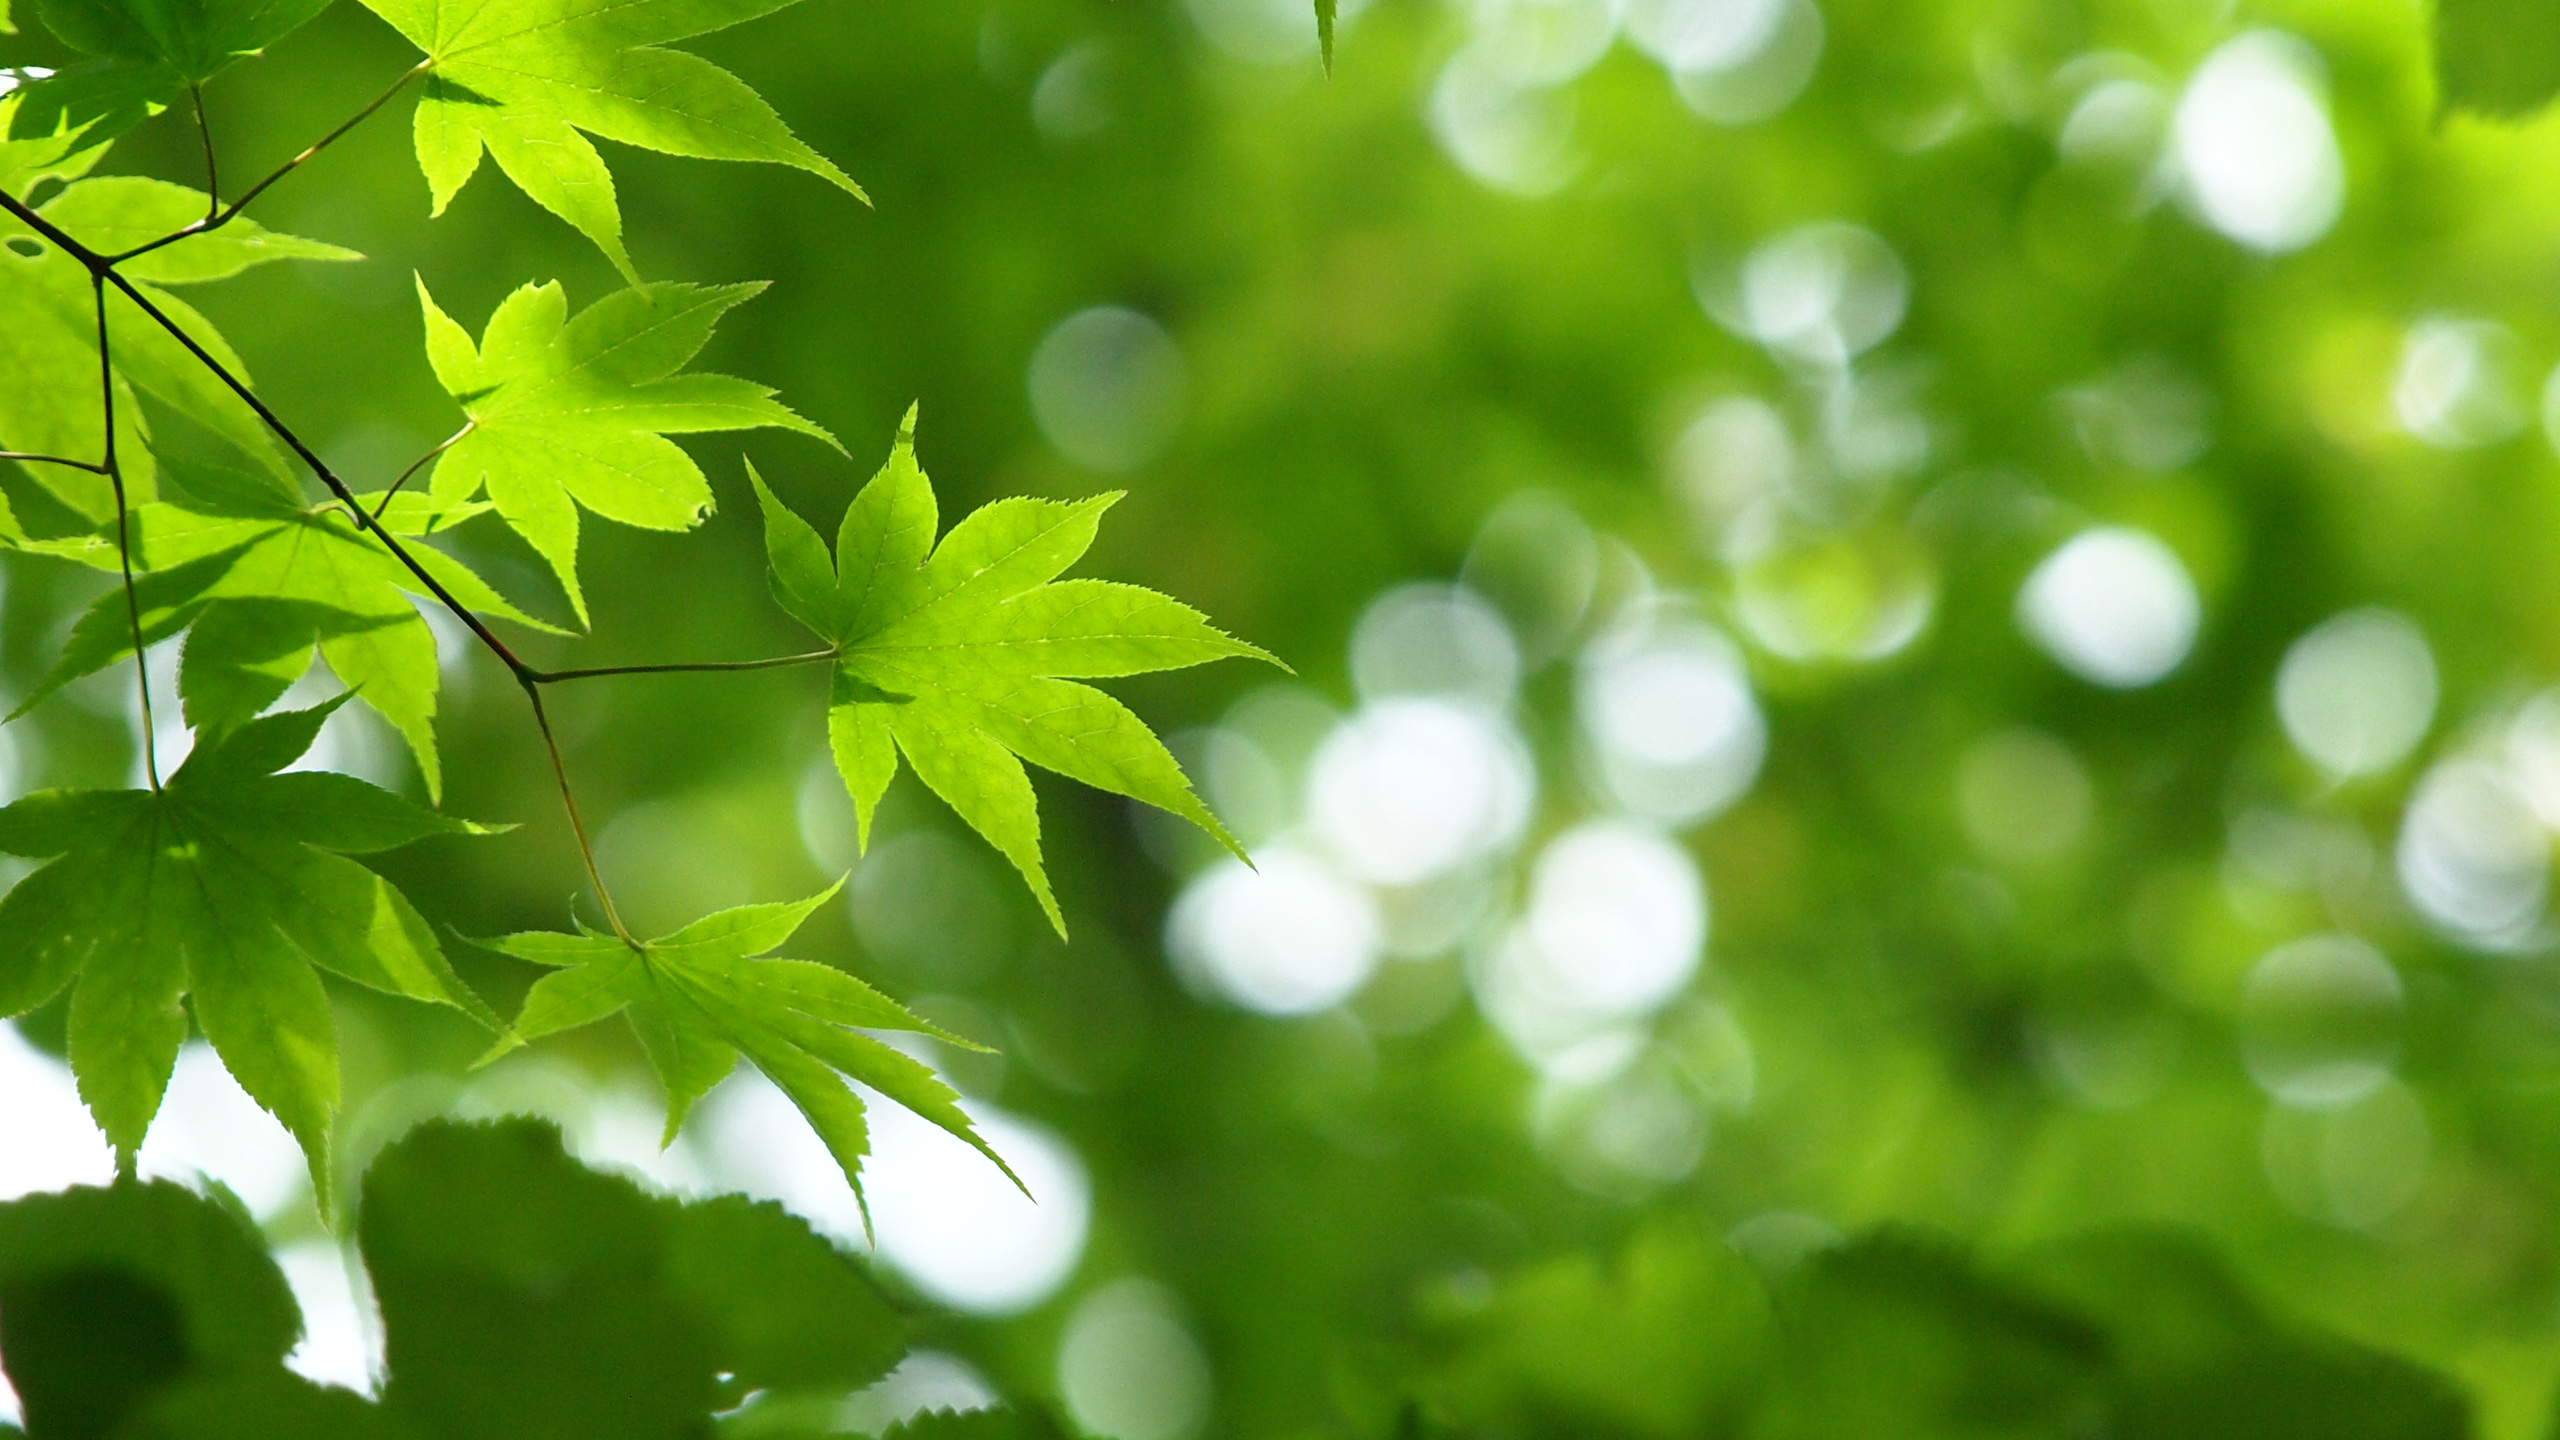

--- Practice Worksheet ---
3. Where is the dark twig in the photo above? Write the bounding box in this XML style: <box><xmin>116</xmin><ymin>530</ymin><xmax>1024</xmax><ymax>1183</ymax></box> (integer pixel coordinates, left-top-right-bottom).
<box><xmin>0</xmin><ymin>451</ymin><xmax>108</xmax><ymax>474</ymax></box>
<box><xmin>533</xmin><ymin>648</ymin><xmax>839</xmax><ymax>684</ymax></box>
<box><xmin>93</xmin><ymin>268</ymin><xmax>536</xmax><ymax>678</ymax></box>
<box><xmin>94</xmin><ymin>277</ymin><xmax>158</xmax><ymax>790</ymax></box>
<box><xmin>104</xmin><ymin>61</ymin><xmax>430</xmax><ymax>267</ymax></box>
<box><xmin>190</xmin><ymin>87</ymin><xmax>219</xmax><ymax>220</ymax></box>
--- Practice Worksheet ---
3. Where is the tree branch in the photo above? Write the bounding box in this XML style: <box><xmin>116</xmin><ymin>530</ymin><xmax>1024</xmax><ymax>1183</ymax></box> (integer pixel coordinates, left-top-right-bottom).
<box><xmin>532</xmin><ymin>648</ymin><xmax>839</xmax><ymax>684</ymax></box>
<box><xmin>104</xmin><ymin>61</ymin><xmax>431</xmax><ymax>268</ymax></box>
<box><xmin>88</xmin><ymin>266</ymin><xmax>541</xmax><ymax>687</ymax></box>
<box><xmin>0</xmin><ymin>451</ymin><xmax>108</xmax><ymax>474</ymax></box>
<box><xmin>94</xmin><ymin>277</ymin><xmax>160</xmax><ymax>791</ymax></box>
<box><xmin>190</xmin><ymin>87</ymin><xmax>219</xmax><ymax>220</ymax></box>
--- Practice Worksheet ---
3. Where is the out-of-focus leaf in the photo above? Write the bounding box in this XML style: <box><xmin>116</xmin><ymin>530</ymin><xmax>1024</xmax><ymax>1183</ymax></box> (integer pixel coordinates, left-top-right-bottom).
<box><xmin>2010</xmin><ymin>1228</ymin><xmax>2471</xmax><ymax>1440</ymax></box>
<box><xmin>1756</xmin><ymin>1231</ymin><xmax>2108</xmax><ymax>1440</ymax></box>
<box><xmin>360</xmin><ymin>1118</ymin><xmax>908</xmax><ymax>1440</ymax></box>
<box><xmin>0</xmin><ymin>1181</ymin><xmax>298</xmax><ymax>1440</ymax></box>
<box><xmin>2436</xmin><ymin>0</ymin><xmax>2560</xmax><ymax>116</ymax></box>
<box><xmin>9</xmin><ymin>0</ymin><xmax>333</xmax><ymax>142</ymax></box>
<box><xmin>1409</xmin><ymin>1222</ymin><xmax>1769</xmax><ymax>1439</ymax></box>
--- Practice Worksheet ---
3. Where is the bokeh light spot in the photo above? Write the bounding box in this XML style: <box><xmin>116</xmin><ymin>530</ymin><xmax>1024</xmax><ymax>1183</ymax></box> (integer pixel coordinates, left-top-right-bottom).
<box><xmin>705</xmin><ymin>1075</ymin><xmax>1090</xmax><ymax>1315</ymax></box>
<box><xmin>1307</xmin><ymin>699</ymin><xmax>1534</xmax><ymax>885</ymax></box>
<box><xmin>2275</xmin><ymin>609</ymin><xmax>2435</xmax><ymax>779</ymax></box>
<box><xmin>1028</xmin><ymin>307</ymin><xmax>1188</xmax><ymax>473</ymax></box>
<box><xmin>2172</xmin><ymin>32</ymin><xmax>2342</xmax><ymax>254</ymax></box>
<box><xmin>1167</xmin><ymin>847</ymin><xmax>1382</xmax><ymax>1014</ymax></box>
<box><xmin>1057</xmin><ymin>1278</ymin><xmax>1215</xmax><ymax>1440</ymax></box>
<box><xmin>2397</xmin><ymin>758</ymin><xmax>2548</xmax><ymax>945</ymax></box>
<box><xmin>2016</xmin><ymin>526</ymin><xmax>2199</xmax><ymax>687</ymax></box>
<box><xmin>1955</xmin><ymin>729</ymin><xmax>2093</xmax><ymax>864</ymax></box>
<box><xmin>1577</xmin><ymin>607</ymin><xmax>1765</xmax><ymax>825</ymax></box>
<box><xmin>1734</xmin><ymin>222</ymin><xmax>1906</xmax><ymax>367</ymax></box>
<box><xmin>2240</xmin><ymin>933</ymin><xmax>2402</xmax><ymax>1109</ymax></box>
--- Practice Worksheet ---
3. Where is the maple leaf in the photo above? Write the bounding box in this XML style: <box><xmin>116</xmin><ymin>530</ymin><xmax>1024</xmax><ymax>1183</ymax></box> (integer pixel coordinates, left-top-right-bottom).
<box><xmin>19</xmin><ymin>464</ymin><xmax>562</xmax><ymax>801</ymax></box>
<box><xmin>417</xmin><ymin>276</ymin><xmax>836</xmax><ymax>625</ymax></box>
<box><xmin>0</xmin><ymin>702</ymin><xmax>500</xmax><ymax>1211</ymax></box>
<box><xmin>752</xmin><ymin>407</ymin><xmax>1279</xmax><ymax>934</ymax></box>
<box><xmin>476</xmin><ymin>886</ymin><xmax>1013</xmax><ymax>1219</ymax></box>
<box><xmin>1</xmin><ymin>172</ymin><xmax>351</xmax><ymax>521</ymax></box>
<box><xmin>357</xmin><ymin>0</ymin><xmax>863</xmax><ymax>278</ymax></box>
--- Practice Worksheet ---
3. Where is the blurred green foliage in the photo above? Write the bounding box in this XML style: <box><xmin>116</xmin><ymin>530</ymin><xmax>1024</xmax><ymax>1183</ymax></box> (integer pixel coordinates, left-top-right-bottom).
<box><xmin>18</xmin><ymin>0</ymin><xmax>2560</xmax><ymax>1434</ymax></box>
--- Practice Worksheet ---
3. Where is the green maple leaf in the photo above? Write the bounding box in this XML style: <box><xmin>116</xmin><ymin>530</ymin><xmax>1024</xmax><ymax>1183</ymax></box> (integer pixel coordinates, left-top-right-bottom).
<box><xmin>752</xmin><ymin>408</ymin><xmax>1278</xmax><ymax>935</ymax></box>
<box><xmin>6</xmin><ymin>0</ymin><xmax>333</xmax><ymax>143</ymax></box>
<box><xmin>18</xmin><ymin>468</ymin><xmax>561</xmax><ymax>801</ymax></box>
<box><xmin>477</xmin><ymin>886</ymin><xmax>1016</xmax><ymax>1219</ymax></box>
<box><xmin>0</xmin><ymin>702</ymin><xmax>500</xmax><ymax>1212</ymax></box>
<box><xmin>1</xmin><ymin>172</ymin><xmax>352</xmax><ymax>521</ymax></box>
<box><xmin>417</xmin><ymin>275</ymin><xmax>835</xmax><ymax>624</ymax></box>
<box><xmin>357</xmin><ymin>0</ymin><xmax>863</xmax><ymax>281</ymax></box>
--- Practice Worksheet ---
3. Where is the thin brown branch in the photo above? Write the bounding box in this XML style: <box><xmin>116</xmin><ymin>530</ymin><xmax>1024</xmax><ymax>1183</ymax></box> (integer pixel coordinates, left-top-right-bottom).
<box><xmin>533</xmin><ymin>648</ymin><xmax>839</xmax><ymax>684</ymax></box>
<box><xmin>94</xmin><ymin>277</ymin><xmax>159</xmax><ymax>791</ymax></box>
<box><xmin>372</xmin><ymin>420</ymin><xmax>473</xmax><ymax>519</ymax></box>
<box><xmin>103</xmin><ymin>61</ymin><xmax>431</xmax><ymax>267</ymax></box>
<box><xmin>525</xmin><ymin>683</ymin><xmax>638</xmax><ymax>949</ymax></box>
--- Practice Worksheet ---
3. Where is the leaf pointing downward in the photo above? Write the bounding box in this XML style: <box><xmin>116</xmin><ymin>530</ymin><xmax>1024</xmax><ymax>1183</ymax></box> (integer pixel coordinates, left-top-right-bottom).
<box><xmin>0</xmin><ymin>703</ymin><xmax>499</xmax><ymax>1216</ymax></box>
<box><xmin>476</xmin><ymin>886</ymin><xmax>1012</xmax><ymax>1223</ymax></box>
<box><xmin>358</xmin><ymin>0</ymin><xmax>864</xmax><ymax>273</ymax></box>
<box><xmin>752</xmin><ymin>407</ymin><xmax>1281</xmax><ymax>935</ymax></box>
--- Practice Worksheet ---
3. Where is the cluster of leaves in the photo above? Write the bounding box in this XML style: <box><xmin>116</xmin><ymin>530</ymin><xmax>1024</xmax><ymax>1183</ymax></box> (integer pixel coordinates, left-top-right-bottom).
<box><xmin>0</xmin><ymin>0</ymin><xmax>1270</xmax><ymax>1221</ymax></box>
<box><xmin>1380</xmin><ymin>1222</ymin><xmax>2469</xmax><ymax>1440</ymax></box>
<box><xmin>0</xmin><ymin>1118</ymin><xmax>1066</xmax><ymax>1439</ymax></box>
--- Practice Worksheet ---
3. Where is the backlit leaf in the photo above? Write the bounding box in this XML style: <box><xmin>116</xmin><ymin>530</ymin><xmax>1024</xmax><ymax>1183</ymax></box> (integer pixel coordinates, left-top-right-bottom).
<box><xmin>0</xmin><ymin>704</ymin><xmax>500</xmax><ymax>1211</ymax></box>
<box><xmin>755</xmin><ymin>406</ymin><xmax>1278</xmax><ymax>934</ymax></box>
<box><xmin>0</xmin><ymin>173</ymin><xmax>351</xmax><ymax>519</ymax></box>
<box><xmin>356</xmin><ymin>0</ymin><xmax>863</xmax><ymax>270</ymax></box>
<box><xmin>476</xmin><ymin>886</ymin><xmax>1009</xmax><ymax>1216</ymax></box>
<box><xmin>21</xmin><ymin>477</ymin><xmax>558</xmax><ymax>800</ymax></box>
<box><xmin>416</xmin><ymin>276</ymin><xmax>836</xmax><ymax>624</ymax></box>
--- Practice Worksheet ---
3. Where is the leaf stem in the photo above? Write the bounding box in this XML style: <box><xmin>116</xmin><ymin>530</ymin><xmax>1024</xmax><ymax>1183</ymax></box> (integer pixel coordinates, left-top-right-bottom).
<box><xmin>190</xmin><ymin>86</ymin><xmax>219</xmax><ymax>220</ymax></box>
<box><xmin>372</xmin><ymin>420</ymin><xmax>473</xmax><ymax>519</ymax></box>
<box><xmin>523</xmin><ymin>682</ymin><xmax>637</xmax><ymax>948</ymax></box>
<box><xmin>532</xmin><ymin>648</ymin><xmax>838</xmax><ymax>683</ymax></box>
<box><xmin>0</xmin><ymin>451</ymin><xmax>108</xmax><ymax>474</ymax></box>
<box><xmin>102</xmin><ymin>60</ymin><xmax>431</xmax><ymax>268</ymax></box>
<box><xmin>94</xmin><ymin>277</ymin><xmax>159</xmax><ymax>791</ymax></box>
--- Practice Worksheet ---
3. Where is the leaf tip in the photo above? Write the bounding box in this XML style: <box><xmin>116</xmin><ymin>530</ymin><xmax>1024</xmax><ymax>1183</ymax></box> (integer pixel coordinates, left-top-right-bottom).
<box><xmin>468</xmin><ymin>1034</ymin><xmax>523</xmax><ymax>1070</ymax></box>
